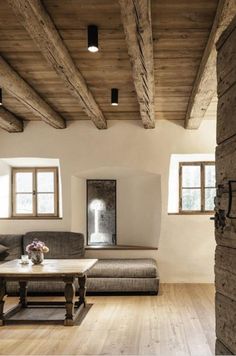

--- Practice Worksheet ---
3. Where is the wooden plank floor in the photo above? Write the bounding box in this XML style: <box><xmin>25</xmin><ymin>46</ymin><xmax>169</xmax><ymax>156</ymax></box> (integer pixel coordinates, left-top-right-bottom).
<box><xmin>0</xmin><ymin>284</ymin><xmax>215</xmax><ymax>356</ymax></box>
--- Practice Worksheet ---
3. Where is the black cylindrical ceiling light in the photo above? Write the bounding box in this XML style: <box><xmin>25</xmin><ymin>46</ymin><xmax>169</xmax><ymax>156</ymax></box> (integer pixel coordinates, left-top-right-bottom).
<box><xmin>111</xmin><ymin>88</ymin><xmax>119</xmax><ymax>106</ymax></box>
<box><xmin>87</xmin><ymin>25</ymin><xmax>98</xmax><ymax>53</ymax></box>
<box><xmin>0</xmin><ymin>88</ymin><xmax>2</xmax><ymax>106</ymax></box>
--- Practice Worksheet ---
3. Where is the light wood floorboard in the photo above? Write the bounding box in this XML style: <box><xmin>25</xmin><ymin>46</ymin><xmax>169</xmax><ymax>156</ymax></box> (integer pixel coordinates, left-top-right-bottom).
<box><xmin>0</xmin><ymin>284</ymin><xmax>215</xmax><ymax>356</ymax></box>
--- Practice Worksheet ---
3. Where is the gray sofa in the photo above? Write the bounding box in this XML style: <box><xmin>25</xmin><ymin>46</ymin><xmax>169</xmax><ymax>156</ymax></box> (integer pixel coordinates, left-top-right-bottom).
<box><xmin>0</xmin><ymin>232</ymin><xmax>159</xmax><ymax>295</ymax></box>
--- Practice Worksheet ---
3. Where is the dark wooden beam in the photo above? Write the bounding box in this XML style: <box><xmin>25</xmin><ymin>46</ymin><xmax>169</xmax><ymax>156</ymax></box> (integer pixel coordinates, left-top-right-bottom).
<box><xmin>185</xmin><ymin>0</ymin><xmax>236</xmax><ymax>129</ymax></box>
<box><xmin>119</xmin><ymin>0</ymin><xmax>155</xmax><ymax>129</ymax></box>
<box><xmin>0</xmin><ymin>106</ymin><xmax>23</xmax><ymax>132</ymax></box>
<box><xmin>0</xmin><ymin>56</ymin><xmax>65</xmax><ymax>129</ymax></box>
<box><xmin>8</xmin><ymin>0</ymin><xmax>107</xmax><ymax>129</ymax></box>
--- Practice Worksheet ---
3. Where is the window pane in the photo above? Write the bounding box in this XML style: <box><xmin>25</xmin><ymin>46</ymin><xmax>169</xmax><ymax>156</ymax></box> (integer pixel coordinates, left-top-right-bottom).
<box><xmin>182</xmin><ymin>166</ymin><xmax>201</xmax><ymax>187</ymax></box>
<box><xmin>205</xmin><ymin>188</ymin><xmax>216</xmax><ymax>211</ymax></box>
<box><xmin>16</xmin><ymin>172</ymin><xmax>33</xmax><ymax>193</ymax></box>
<box><xmin>205</xmin><ymin>165</ymin><xmax>215</xmax><ymax>187</ymax></box>
<box><xmin>16</xmin><ymin>194</ymin><xmax>33</xmax><ymax>214</ymax></box>
<box><xmin>182</xmin><ymin>189</ymin><xmax>201</xmax><ymax>211</ymax></box>
<box><xmin>37</xmin><ymin>172</ymin><xmax>54</xmax><ymax>192</ymax></box>
<box><xmin>37</xmin><ymin>193</ymin><xmax>54</xmax><ymax>214</ymax></box>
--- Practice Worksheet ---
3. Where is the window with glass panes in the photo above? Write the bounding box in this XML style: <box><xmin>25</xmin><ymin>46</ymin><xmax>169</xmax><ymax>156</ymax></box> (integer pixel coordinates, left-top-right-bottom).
<box><xmin>12</xmin><ymin>167</ymin><xmax>58</xmax><ymax>217</ymax></box>
<box><xmin>179</xmin><ymin>162</ymin><xmax>216</xmax><ymax>213</ymax></box>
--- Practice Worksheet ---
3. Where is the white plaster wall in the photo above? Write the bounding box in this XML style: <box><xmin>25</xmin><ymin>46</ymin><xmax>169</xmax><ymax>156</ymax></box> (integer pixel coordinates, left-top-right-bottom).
<box><xmin>0</xmin><ymin>161</ymin><xmax>11</xmax><ymax>217</ymax></box>
<box><xmin>71</xmin><ymin>172</ymin><xmax>161</xmax><ymax>247</ymax></box>
<box><xmin>0</xmin><ymin>119</ymin><xmax>216</xmax><ymax>282</ymax></box>
<box><xmin>117</xmin><ymin>175</ymin><xmax>161</xmax><ymax>247</ymax></box>
<box><xmin>71</xmin><ymin>176</ymin><xmax>86</xmax><ymax>235</ymax></box>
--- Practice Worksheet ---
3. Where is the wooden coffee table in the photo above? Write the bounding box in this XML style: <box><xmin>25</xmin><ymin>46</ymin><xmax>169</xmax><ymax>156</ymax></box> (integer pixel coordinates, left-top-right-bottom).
<box><xmin>0</xmin><ymin>258</ymin><xmax>97</xmax><ymax>326</ymax></box>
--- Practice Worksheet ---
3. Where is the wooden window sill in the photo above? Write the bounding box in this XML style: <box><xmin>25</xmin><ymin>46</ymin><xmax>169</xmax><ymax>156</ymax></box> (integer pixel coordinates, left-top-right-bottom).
<box><xmin>168</xmin><ymin>212</ymin><xmax>214</xmax><ymax>216</ymax></box>
<box><xmin>0</xmin><ymin>217</ymin><xmax>62</xmax><ymax>220</ymax></box>
<box><xmin>85</xmin><ymin>245</ymin><xmax>158</xmax><ymax>250</ymax></box>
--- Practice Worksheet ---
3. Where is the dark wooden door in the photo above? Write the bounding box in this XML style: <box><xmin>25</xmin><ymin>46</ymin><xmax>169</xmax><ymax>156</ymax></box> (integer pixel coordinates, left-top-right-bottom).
<box><xmin>215</xmin><ymin>15</ymin><xmax>236</xmax><ymax>355</ymax></box>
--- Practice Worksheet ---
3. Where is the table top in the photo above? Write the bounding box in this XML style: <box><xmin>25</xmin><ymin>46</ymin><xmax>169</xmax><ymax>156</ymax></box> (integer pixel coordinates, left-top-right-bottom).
<box><xmin>0</xmin><ymin>259</ymin><xmax>98</xmax><ymax>278</ymax></box>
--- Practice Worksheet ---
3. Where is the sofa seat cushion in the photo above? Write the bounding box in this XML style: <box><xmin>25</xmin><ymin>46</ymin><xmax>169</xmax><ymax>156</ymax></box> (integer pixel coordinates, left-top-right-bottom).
<box><xmin>87</xmin><ymin>277</ymin><xmax>159</xmax><ymax>293</ymax></box>
<box><xmin>87</xmin><ymin>258</ymin><xmax>158</xmax><ymax>278</ymax></box>
<box><xmin>23</xmin><ymin>231</ymin><xmax>85</xmax><ymax>259</ymax></box>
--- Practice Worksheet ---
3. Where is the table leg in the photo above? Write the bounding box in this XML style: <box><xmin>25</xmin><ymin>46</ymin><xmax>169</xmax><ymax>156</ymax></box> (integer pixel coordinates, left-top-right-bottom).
<box><xmin>64</xmin><ymin>277</ymin><xmax>75</xmax><ymax>326</ymax></box>
<box><xmin>78</xmin><ymin>275</ymin><xmax>87</xmax><ymax>307</ymax></box>
<box><xmin>0</xmin><ymin>278</ymin><xmax>6</xmax><ymax>326</ymax></box>
<box><xmin>19</xmin><ymin>281</ymin><xmax>28</xmax><ymax>307</ymax></box>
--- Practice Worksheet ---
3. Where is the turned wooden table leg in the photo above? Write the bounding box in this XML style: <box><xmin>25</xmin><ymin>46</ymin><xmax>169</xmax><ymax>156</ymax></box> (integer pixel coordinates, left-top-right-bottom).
<box><xmin>78</xmin><ymin>275</ymin><xmax>87</xmax><ymax>307</ymax></box>
<box><xmin>0</xmin><ymin>278</ymin><xmax>6</xmax><ymax>326</ymax></box>
<box><xmin>63</xmin><ymin>277</ymin><xmax>75</xmax><ymax>326</ymax></box>
<box><xmin>19</xmin><ymin>281</ymin><xmax>28</xmax><ymax>307</ymax></box>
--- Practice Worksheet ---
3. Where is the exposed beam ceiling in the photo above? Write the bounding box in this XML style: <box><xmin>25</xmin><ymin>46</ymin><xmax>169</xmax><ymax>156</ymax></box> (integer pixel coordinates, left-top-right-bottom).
<box><xmin>8</xmin><ymin>0</ymin><xmax>107</xmax><ymax>129</ymax></box>
<box><xmin>0</xmin><ymin>56</ymin><xmax>66</xmax><ymax>129</ymax></box>
<box><xmin>185</xmin><ymin>0</ymin><xmax>236</xmax><ymax>129</ymax></box>
<box><xmin>0</xmin><ymin>0</ymin><xmax>220</xmax><ymax>130</ymax></box>
<box><xmin>119</xmin><ymin>0</ymin><xmax>155</xmax><ymax>129</ymax></box>
<box><xmin>0</xmin><ymin>106</ymin><xmax>23</xmax><ymax>132</ymax></box>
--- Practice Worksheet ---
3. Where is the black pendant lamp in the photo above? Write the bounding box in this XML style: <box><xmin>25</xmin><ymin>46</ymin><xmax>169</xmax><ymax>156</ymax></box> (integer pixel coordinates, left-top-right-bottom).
<box><xmin>87</xmin><ymin>25</ymin><xmax>99</xmax><ymax>53</ymax></box>
<box><xmin>111</xmin><ymin>88</ymin><xmax>119</xmax><ymax>106</ymax></box>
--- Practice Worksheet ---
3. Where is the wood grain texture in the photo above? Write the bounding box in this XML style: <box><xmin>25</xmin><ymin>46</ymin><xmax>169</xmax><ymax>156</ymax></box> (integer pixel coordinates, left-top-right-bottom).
<box><xmin>0</xmin><ymin>284</ymin><xmax>215</xmax><ymax>355</ymax></box>
<box><xmin>215</xmin><ymin>266</ymin><xmax>236</xmax><ymax>302</ymax></box>
<box><xmin>215</xmin><ymin>227</ymin><xmax>236</xmax><ymax>250</ymax></box>
<box><xmin>119</xmin><ymin>0</ymin><xmax>155</xmax><ymax>128</ymax></box>
<box><xmin>216</xmin><ymin>134</ymin><xmax>236</xmax><ymax>185</ymax></box>
<box><xmin>215</xmin><ymin>135</ymin><xmax>236</xmax><ymax>250</ymax></box>
<box><xmin>185</xmin><ymin>0</ymin><xmax>236</xmax><ymax>129</ymax></box>
<box><xmin>204</xmin><ymin>96</ymin><xmax>217</xmax><ymax>120</ymax></box>
<box><xmin>216</xmin><ymin>293</ymin><xmax>236</xmax><ymax>354</ymax></box>
<box><xmin>217</xmin><ymin>82</ymin><xmax>236</xmax><ymax>144</ymax></box>
<box><xmin>215</xmin><ymin>246</ymin><xmax>236</xmax><ymax>285</ymax></box>
<box><xmin>217</xmin><ymin>15</ymin><xmax>236</xmax><ymax>98</ymax></box>
<box><xmin>215</xmin><ymin>17</ymin><xmax>236</xmax><ymax>356</ymax></box>
<box><xmin>0</xmin><ymin>105</ymin><xmax>23</xmax><ymax>132</ymax></box>
<box><xmin>216</xmin><ymin>339</ymin><xmax>234</xmax><ymax>355</ymax></box>
<box><xmin>85</xmin><ymin>245</ymin><xmax>158</xmax><ymax>250</ymax></box>
<box><xmin>0</xmin><ymin>259</ymin><xmax>97</xmax><ymax>278</ymax></box>
<box><xmin>216</xmin><ymin>15</ymin><xmax>236</xmax><ymax>144</ymax></box>
<box><xmin>8</xmin><ymin>0</ymin><xmax>107</xmax><ymax>129</ymax></box>
<box><xmin>0</xmin><ymin>0</ymin><xmax>218</xmax><ymax>128</ymax></box>
<box><xmin>0</xmin><ymin>55</ymin><xmax>65</xmax><ymax>128</ymax></box>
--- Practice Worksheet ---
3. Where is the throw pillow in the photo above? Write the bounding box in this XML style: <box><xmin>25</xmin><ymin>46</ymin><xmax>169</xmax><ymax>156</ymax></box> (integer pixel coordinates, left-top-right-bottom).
<box><xmin>0</xmin><ymin>244</ymin><xmax>9</xmax><ymax>260</ymax></box>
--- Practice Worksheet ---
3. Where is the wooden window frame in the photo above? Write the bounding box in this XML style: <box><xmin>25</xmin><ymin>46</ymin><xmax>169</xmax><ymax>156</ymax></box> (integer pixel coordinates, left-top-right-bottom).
<box><xmin>12</xmin><ymin>167</ymin><xmax>59</xmax><ymax>218</ymax></box>
<box><xmin>179</xmin><ymin>161</ymin><xmax>215</xmax><ymax>214</ymax></box>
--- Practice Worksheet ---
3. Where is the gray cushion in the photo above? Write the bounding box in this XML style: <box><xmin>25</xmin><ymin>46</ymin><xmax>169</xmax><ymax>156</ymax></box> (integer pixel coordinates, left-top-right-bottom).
<box><xmin>0</xmin><ymin>235</ymin><xmax>23</xmax><ymax>261</ymax></box>
<box><xmin>23</xmin><ymin>231</ymin><xmax>85</xmax><ymax>259</ymax></box>
<box><xmin>0</xmin><ymin>244</ymin><xmax>9</xmax><ymax>260</ymax></box>
<box><xmin>87</xmin><ymin>277</ymin><xmax>159</xmax><ymax>293</ymax></box>
<box><xmin>6</xmin><ymin>278</ymin><xmax>159</xmax><ymax>295</ymax></box>
<box><xmin>0</xmin><ymin>244</ymin><xmax>8</xmax><ymax>254</ymax></box>
<box><xmin>87</xmin><ymin>259</ymin><xmax>158</xmax><ymax>278</ymax></box>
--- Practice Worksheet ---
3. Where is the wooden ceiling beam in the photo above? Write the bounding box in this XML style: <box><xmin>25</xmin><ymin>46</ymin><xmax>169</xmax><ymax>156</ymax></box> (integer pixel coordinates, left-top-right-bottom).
<box><xmin>119</xmin><ymin>0</ymin><xmax>155</xmax><ymax>129</ymax></box>
<box><xmin>0</xmin><ymin>56</ymin><xmax>65</xmax><ymax>129</ymax></box>
<box><xmin>185</xmin><ymin>0</ymin><xmax>236</xmax><ymax>129</ymax></box>
<box><xmin>8</xmin><ymin>0</ymin><xmax>107</xmax><ymax>129</ymax></box>
<box><xmin>0</xmin><ymin>106</ymin><xmax>23</xmax><ymax>132</ymax></box>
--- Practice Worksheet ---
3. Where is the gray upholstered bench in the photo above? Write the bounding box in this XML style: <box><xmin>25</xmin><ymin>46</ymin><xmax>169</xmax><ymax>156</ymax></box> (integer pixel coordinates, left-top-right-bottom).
<box><xmin>87</xmin><ymin>258</ymin><xmax>159</xmax><ymax>294</ymax></box>
<box><xmin>0</xmin><ymin>233</ymin><xmax>159</xmax><ymax>295</ymax></box>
